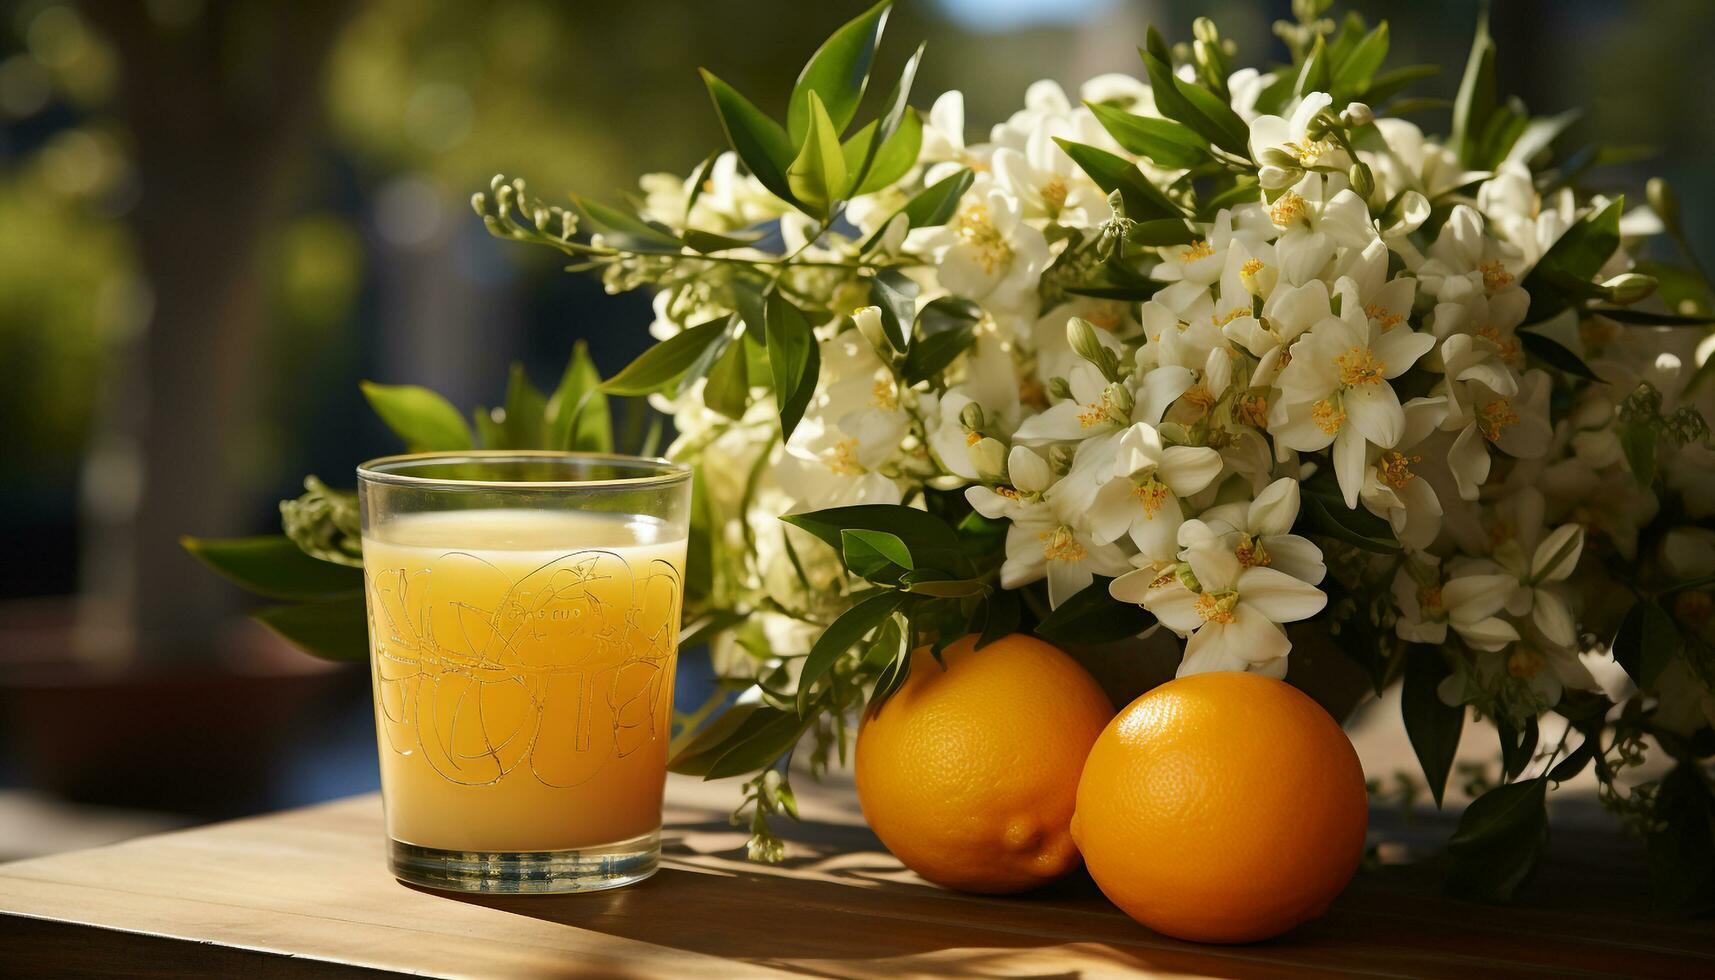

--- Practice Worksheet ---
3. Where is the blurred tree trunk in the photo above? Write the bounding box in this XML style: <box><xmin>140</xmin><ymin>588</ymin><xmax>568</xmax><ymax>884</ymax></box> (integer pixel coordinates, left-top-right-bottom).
<box><xmin>77</xmin><ymin>0</ymin><xmax>352</xmax><ymax>664</ymax></box>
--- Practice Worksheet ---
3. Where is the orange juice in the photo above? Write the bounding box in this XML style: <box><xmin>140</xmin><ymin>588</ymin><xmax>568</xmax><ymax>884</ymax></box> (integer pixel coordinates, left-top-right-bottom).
<box><xmin>361</xmin><ymin>509</ymin><xmax>685</xmax><ymax>852</ymax></box>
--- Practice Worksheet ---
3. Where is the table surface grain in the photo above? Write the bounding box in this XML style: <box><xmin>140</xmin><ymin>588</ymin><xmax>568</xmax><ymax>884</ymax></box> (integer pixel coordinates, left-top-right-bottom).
<box><xmin>1</xmin><ymin>772</ymin><xmax>1711</xmax><ymax>979</ymax></box>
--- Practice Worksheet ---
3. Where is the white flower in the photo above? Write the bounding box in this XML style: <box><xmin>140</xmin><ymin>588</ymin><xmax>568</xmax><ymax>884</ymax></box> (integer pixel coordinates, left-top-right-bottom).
<box><xmin>1001</xmin><ymin>504</ymin><xmax>1133</xmax><ymax>609</ymax></box>
<box><xmin>1113</xmin><ymin>540</ymin><xmax>1326</xmax><ymax>678</ymax></box>
<box><xmin>1392</xmin><ymin>564</ymin><xmax>1521</xmax><ymax>651</ymax></box>
<box><xmin>1177</xmin><ymin>477</ymin><xmax>1327</xmax><ymax>585</ymax></box>
<box><xmin>1248</xmin><ymin>92</ymin><xmax>1349</xmax><ymax>191</ymax></box>
<box><xmin>908</xmin><ymin>181</ymin><xmax>1049</xmax><ymax>335</ymax></box>
<box><xmin>1069</xmin><ymin>422</ymin><xmax>1223</xmax><ymax>560</ymax></box>
<box><xmin>967</xmin><ymin>445</ymin><xmax>1052</xmax><ymax>521</ymax></box>
<box><xmin>1270</xmin><ymin>280</ymin><xmax>1437</xmax><ymax>507</ymax></box>
<box><xmin>1359</xmin><ymin>396</ymin><xmax>1449</xmax><ymax>550</ymax></box>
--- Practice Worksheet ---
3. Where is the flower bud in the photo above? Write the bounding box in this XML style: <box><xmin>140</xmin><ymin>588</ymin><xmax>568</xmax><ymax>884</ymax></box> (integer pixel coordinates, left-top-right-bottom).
<box><xmin>1048</xmin><ymin>376</ymin><xmax>1074</xmax><ymax>401</ymax></box>
<box><xmin>1349</xmin><ymin>162</ymin><xmax>1375</xmax><ymax>199</ymax></box>
<box><xmin>959</xmin><ymin>401</ymin><xmax>986</xmax><ymax>433</ymax></box>
<box><xmin>1192</xmin><ymin>16</ymin><xmax>1219</xmax><ymax>44</ymax></box>
<box><xmin>1602</xmin><ymin>272</ymin><xmax>1658</xmax><ymax>306</ymax></box>
<box><xmin>1257</xmin><ymin>165</ymin><xmax>1296</xmax><ymax>192</ymax></box>
<box><xmin>1103</xmin><ymin>381</ymin><xmax>1135</xmax><ymax>419</ymax></box>
<box><xmin>1647</xmin><ymin>177</ymin><xmax>1683</xmax><ymax>237</ymax></box>
<box><xmin>970</xmin><ymin>437</ymin><xmax>1007</xmax><ymax>482</ymax></box>
<box><xmin>1049</xmin><ymin>445</ymin><xmax>1075</xmax><ymax>476</ymax></box>
<box><xmin>851</xmin><ymin>305</ymin><xmax>888</xmax><ymax>351</ymax></box>
<box><xmin>1341</xmin><ymin>102</ymin><xmax>1373</xmax><ymax>127</ymax></box>
<box><xmin>1067</xmin><ymin>316</ymin><xmax>1105</xmax><ymax>363</ymax></box>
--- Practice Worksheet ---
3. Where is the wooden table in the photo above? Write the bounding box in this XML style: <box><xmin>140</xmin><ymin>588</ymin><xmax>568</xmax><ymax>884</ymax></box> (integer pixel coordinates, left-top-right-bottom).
<box><xmin>1</xmin><ymin>773</ymin><xmax>1711</xmax><ymax>979</ymax></box>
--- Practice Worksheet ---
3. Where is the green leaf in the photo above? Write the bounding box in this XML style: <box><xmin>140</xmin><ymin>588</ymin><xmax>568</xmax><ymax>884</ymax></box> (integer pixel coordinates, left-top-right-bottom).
<box><xmin>764</xmin><ymin>293</ymin><xmax>819</xmax><ymax>442</ymax></box>
<box><xmin>1448</xmin><ymin>10</ymin><xmax>1497</xmax><ymax>167</ymax></box>
<box><xmin>571</xmin><ymin>195</ymin><xmax>683</xmax><ymax>252</ymax></box>
<box><xmin>869</xmin><ymin>268</ymin><xmax>917</xmax><ymax>353</ymax></box>
<box><xmin>252</xmin><ymin>596</ymin><xmax>368</xmax><ymax>663</ymax></box>
<box><xmin>1401</xmin><ymin>646</ymin><xmax>1463</xmax><ymax>808</ymax></box>
<box><xmin>675</xmin><ymin>317</ymin><xmax>740</xmax><ymax>400</ymax></box>
<box><xmin>182</xmin><ymin>535</ymin><xmax>361</xmax><ymax>601</ymax></box>
<box><xmin>901</xmin><ymin>168</ymin><xmax>973</xmax><ymax>228</ymax></box>
<box><xmin>903</xmin><ymin>578</ymin><xmax>989</xmax><ymax>599</ymax></box>
<box><xmin>1446</xmin><ymin>778</ymin><xmax>1549</xmax><ymax>903</ymax></box>
<box><xmin>1140</xmin><ymin>30</ymin><xmax>1251</xmax><ymax>156</ymax></box>
<box><xmin>491</xmin><ymin>363</ymin><xmax>547</xmax><ymax>449</ymax></box>
<box><xmin>684</xmin><ymin>150</ymin><xmax>720</xmax><ymax>215</ymax></box>
<box><xmin>692</xmin><ymin>705</ymin><xmax>812</xmax><ymax>780</ymax></box>
<box><xmin>841</xmin><ymin>528</ymin><xmax>913</xmax><ymax>581</ymax></box>
<box><xmin>1035</xmin><ymin>577</ymin><xmax>1156</xmax><ymax>645</ymax></box>
<box><xmin>1364</xmin><ymin>64</ymin><xmax>1441</xmax><ymax>104</ymax></box>
<box><xmin>976</xmin><ymin>589</ymin><xmax>1021</xmax><ymax>649</ymax></box>
<box><xmin>1517</xmin><ymin>330</ymin><xmax>1599</xmax><ymax>381</ymax></box>
<box><xmin>1084</xmin><ymin>102</ymin><xmax>1208</xmax><ymax>169</ymax></box>
<box><xmin>1589</xmin><ymin>307</ymin><xmax>1715</xmax><ymax>326</ymax></box>
<box><xmin>1333</xmin><ymin>22</ymin><xmax>1389</xmax><ymax>98</ymax></box>
<box><xmin>703</xmin><ymin>322</ymin><xmax>751</xmax><ymax>420</ymax></box>
<box><xmin>603</xmin><ymin>318</ymin><xmax>729</xmax><ymax>395</ymax></box>
<box><xmin>916</xmin><ymin>295</ymin><xmax>982</xmax><ymax>336</ymax></box>
<box><xmin>782</xmin><ymin>504</ymin><xmax>964</xmax><ymax>575</ymax></box>
<box><xmin>1293</xmin><ymin>33</ymin><xmax>1331</xmax><ymax>99</ymax></box>
<box><xmin>1054</xmin><ymin>138</ymin><xmax>1185</xmax><ymax>222</ymax></box>
<box><xmin>786</xmin><ymin>0</ymin><xmax>889</xmax><ymax>144</ymax></box>
<box><xmin>852</xmin><ymin>108</ymin><xmax>921</xmax><ymax>196</ymax></box>
<box><xmin>547</xmin><ymin>341</ymin><xmax>611</xmax><ymax>452</ymax></box>
<box><xmin>1497</xmin><ymin>714</ymin><xmax>1539</xmax><ymax>781</ymax></box>
<box><xmin>1612</xmin><ymin>599</ymin><xmax>1682</xmax><ymax>690</ymax></box>
<box><xmin>900</xmin><ymin>318</ymin><xmax>977</xmax><ymax>386</ymax></box>
<box><xmin>701</xmin><ymin>70</ymin><xmax>798</xmax><ymax>207</ymax></box>
<box><xmin>786</xmin><ymin>91</ymin><xmax>848</xmax><ymax>220</ymax></box>
<box><xmin>1646</xmin><ymin>764</ymin><xmax>1715</xmax><ymax>915</ymax></box>
<box><xmin>360</xmin><ymin>382</ymin><xmax>474</xmax><ymax>452</ymax></box>
<box><xmin>1127</xmin><ymin>218</ymin><xmax>1203</xmax><ymax>247</ymax></box>
<box><xmin>1300</xmin><ymin>483</ymin><xmax>1400</xmax><ymax>553</ymax></box>
<box><xmin>798</xmin><ymin>590</ymin><xmax>910</xmax><ymax>713</ymax></box>
<box><xmin>1620</xmin><ymin>418</ymin><xmax>1658</xmax><ymax>488</ymax></box>
<box><xmin>682</xmin><ymin>228</ymin><xmax>766</xmax><ymax>253</ymax></box>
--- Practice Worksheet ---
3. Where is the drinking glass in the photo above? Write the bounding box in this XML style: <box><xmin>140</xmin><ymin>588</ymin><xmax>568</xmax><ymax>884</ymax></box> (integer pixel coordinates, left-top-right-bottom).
<box><xmin>356</xmin><ymin>451</ymin><xmax>691</xmax><ymax>893</ymax></box>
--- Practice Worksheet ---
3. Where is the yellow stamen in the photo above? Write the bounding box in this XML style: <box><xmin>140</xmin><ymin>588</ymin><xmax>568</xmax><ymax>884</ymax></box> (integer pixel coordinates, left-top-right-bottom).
<box><xmin>955</xmin><ymin>203</ymin><xmax>1012</xmax><ymax>275</ymax></box>
<box><xmin>828</xmin><ymin>438</ymin><xmax>864</xmax><ymax>475</ymax></box>
<box><xmin>1477</xmin><ymin>325</ymin><xmax>1520</xmax><ymax>363</ymax></box>
<box><xmin>1269</xmin><ymin>191</ymin><xmax>1308</xmax><ymax>228</ymax></box>
<box><xmin>1194</xmin><ymin>591</ymin><xmax>1238</xmax><ymax>624</ymax></box>
<box><xmin>1179</xmin><ymin>239</ymin><xmax>1215</xmax><ymax>262</ymax></box>
<box><xmin>1181</xmin><ymin>384</ymin><xmax>1216</xmax><ymax>412</ymax></box>
<box><xmin>1477</xmin><ymin>399</ymin><xmax>1519</xmax><ymax>442</ymax></box>
<box><xmin>871</xmin><ymin>377</ymin><xmax>897</xmax><ymax>409</ymax></box>
<box><xmin>1238</xmin><ymin>392</ymin><xmax>1270</xmax><ymax>430</ymax></box>
<box><xmin>1132</xmin><ymin>479</ymin><xmax>1169</xmax><ymax>518</ymax></box>
<box><xmin>1235</xmin><ymin>535</ymin><xmax>1271</xmax><ymax>567</ymax></box>
<box><xmin>1377</xmin><ymin>451</ymin><xmax>1420</xmax><ymax>490</ymax></box>
<box><xmin>1418</xmin><ymin>585</ymin><xmax>1444</xmax><ymax>616</ymax></box>
<box><xmin>1506</xmin><ymin>647</ymin><xmax>1545</xmax><ymax>679</ymax></box>
<box><xmin>1283</xmin><ymin>138</ymin><xmax>1332</xmax><ymax>166</ymax></box>
<box><xmin>1335</xmin><ymin>347</ymin><xmax>1387</xmax><ymax>387</ymax></box>
<box><xmin>993</xmin><ymin>485</ymin><xmax>1020</xmax><ymax>499</ymax></box>
<box><xmin>1040</xmin><ymin>525</ymin><xmax>1088</xmax><ymax>563</ymax></box>
<box><xmin>964</xmin><ymin>430</ymin><xmax>982</xmax><ymax>446</ymax></box>
<box><xmin>1077</xmin><ymin>402</ymin><xmax>1110</xmax><ymax>428</ymax></box>
<box><xmin>1040</xmin><ymin>176</ymin><xmax>1069</xmax><ymax>213</ymax></box>
<box><xmin>1312</xmin><ymin>397</ymin><xmax>1346</xmax><ymax>435</ymax></box>
<box><xmin>1480</xmin><ymin>260</ymin><xmax>1514</xmax><ymax>291</ymax></box>
<box><xmin>1212</xmin><ymin>306</ymin><xmax>1250</xmax><ymax>327</ymax></box>
<box><xmin>1364</xmin><ymin>303</ymin><xmax>1404</xmax><ymax>331</ymax></box>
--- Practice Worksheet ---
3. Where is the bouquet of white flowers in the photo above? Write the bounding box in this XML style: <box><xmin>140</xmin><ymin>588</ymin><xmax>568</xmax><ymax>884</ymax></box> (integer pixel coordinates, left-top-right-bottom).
<box><xmin>193</xmin><ymin>0</ymin><xmax>1715</xmax><ymax>907</ymax></box>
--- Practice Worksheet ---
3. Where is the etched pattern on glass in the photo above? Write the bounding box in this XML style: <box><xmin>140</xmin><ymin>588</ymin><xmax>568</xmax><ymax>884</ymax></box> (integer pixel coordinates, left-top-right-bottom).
<box><xmin>364</xmin><ymin>550</ymin><xmax>681</xmax><ymax>787</ymax></box>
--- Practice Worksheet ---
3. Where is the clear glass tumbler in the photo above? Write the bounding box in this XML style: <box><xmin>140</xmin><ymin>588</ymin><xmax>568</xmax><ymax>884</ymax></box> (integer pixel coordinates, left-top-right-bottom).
<box><xmin>356</xmin><ymin>451</ymin><xmax>691</xmax><ymax>893</ymax></box>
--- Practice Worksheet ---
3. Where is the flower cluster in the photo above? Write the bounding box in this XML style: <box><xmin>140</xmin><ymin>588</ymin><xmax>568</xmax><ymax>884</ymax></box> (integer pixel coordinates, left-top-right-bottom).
<box><xmin>462</xmin><ymin>1</ymin><xmax>1715</xmax><ymax>900</ymax></box>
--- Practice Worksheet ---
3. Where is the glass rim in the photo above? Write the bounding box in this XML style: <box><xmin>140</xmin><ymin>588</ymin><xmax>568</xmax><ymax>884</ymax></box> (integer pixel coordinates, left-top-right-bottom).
<box><xmin>355</xmin><ymin>450</ymin><xmax>691</xmax><ymax>491</ymax></box>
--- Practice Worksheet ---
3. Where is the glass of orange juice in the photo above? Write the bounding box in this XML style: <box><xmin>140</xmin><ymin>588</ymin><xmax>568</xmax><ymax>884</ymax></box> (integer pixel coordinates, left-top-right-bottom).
<box><xmin>356</xmin><ymin>451</ymin><xmax>691</xmax><ymax>893</ymax></box>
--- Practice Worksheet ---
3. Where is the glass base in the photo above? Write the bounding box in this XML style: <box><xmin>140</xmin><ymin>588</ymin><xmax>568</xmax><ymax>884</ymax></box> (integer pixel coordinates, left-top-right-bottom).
<box><xmin>388</xmin><ymin>830</ymin><xmax>660</xmax><ymax>894</ymax></box>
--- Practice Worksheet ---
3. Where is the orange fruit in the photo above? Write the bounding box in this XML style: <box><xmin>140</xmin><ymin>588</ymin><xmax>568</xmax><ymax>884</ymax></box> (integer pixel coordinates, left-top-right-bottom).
<box><xmin>855</xmin><ymin>633</ymin><xmax>1113</xmax><ymax>893</ymax></box>
<box><xmin>1072</xmin><ymin>671</ymin><xmax>1367</xmax><ymax>943</ymax></box>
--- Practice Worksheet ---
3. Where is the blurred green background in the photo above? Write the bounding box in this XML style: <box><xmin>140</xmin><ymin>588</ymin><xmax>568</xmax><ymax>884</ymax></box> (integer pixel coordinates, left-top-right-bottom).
<box><xmin>1</xmin><ymin>0</ymin><xmax>1711</xmax><ymax>847</ymax></box>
